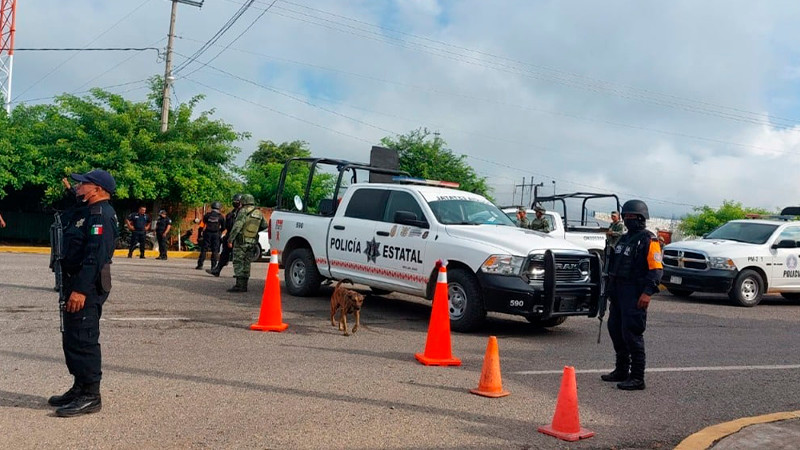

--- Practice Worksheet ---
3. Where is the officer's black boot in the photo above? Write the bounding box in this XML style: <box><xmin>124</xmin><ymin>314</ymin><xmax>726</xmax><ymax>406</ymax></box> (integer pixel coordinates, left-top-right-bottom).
<box><xmin>601</xmin><ymin>355</ymin><xmax>630</xmax><ymax>382</ymax></box>
<box><xmin>48</xmin><ymin>382</ymin><xmax>82</xmax><ymax>407</ymax></box>
<box><xmin>206</xmin><ymin>265</ymin><xmax>221</xmax><ymax>277</ymax></box>
<box><xmin>227</xmin><ymin>277</ymin><xmax>245</xmax><ymax>292</ymax></box>
<box><xmin>55</xmin><ymin>382</ymin><xmax>102</xmax><ymax>417</ymax></box>
<box><xmin>617</xmin><ymin>365</ymin><xmax>645</xmax><ymax>390</ymax></box>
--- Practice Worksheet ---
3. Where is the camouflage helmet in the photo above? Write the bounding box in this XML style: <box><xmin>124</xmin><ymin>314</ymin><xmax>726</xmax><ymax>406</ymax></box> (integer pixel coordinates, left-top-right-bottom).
<box><xmin>241</xmin><ymin>194</ymin><xmax>256</xmax><ymax>206</ymax></box>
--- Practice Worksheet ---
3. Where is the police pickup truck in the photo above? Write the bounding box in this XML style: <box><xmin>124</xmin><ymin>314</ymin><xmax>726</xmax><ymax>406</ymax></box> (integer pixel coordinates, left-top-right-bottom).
<box><xmin>661</xmin><ymin>210</ymin><xmax>800</xmax><ymax>307</ymax></box>
<box><xmin>268</xmin><ymin>158</ymin><xmax>602</xmax><ymax>332</ymax></box>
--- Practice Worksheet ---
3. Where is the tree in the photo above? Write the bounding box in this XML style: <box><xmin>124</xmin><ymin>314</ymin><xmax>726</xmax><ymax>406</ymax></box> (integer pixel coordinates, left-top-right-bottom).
<box><xmin>242</xmin><ymin>140</ymin><xmax>334</xmax><ymax>209</ymax></box>
<box><xmin>380</xmin><ymin>128</ymin><xmax>491</xmax><ymax>199</ymax></box>
<box><xmin>679</xmin><ymin>200</ymin><xmax>773</xmax><ymax>237</ymax></box>
<box><xmin>1</xmin><ymin>78</ymin><xmax>248</xmax><ymax>210</ymax></box>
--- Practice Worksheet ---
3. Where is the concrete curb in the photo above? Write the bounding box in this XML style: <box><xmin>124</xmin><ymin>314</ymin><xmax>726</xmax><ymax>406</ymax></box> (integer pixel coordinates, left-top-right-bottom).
<box><xmin>0</xmin><ymin>246</ymin><xmax>201</xmax><ymax>259</ymax></box>
<box><xmin>675</xmin><ymin>410</ymin><xmax>800</xmax><ymax>449</ymax></box>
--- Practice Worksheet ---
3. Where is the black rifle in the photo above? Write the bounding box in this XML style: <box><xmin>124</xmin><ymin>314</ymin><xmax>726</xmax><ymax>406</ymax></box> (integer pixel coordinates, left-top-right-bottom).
<box><xmin>597</xmin><ymin>244</ymin><xmax>612</xmax><ymax>344</ymax></box>
<box><xmin>50</xmin><ymin>211</ymin><xmax>66</xmax><ymax>333</ymax></box>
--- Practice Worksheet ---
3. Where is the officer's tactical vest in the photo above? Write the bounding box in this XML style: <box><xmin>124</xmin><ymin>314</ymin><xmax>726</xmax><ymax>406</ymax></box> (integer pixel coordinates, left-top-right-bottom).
<box><xmin>205</xmin><ymin>211</ymin><xmax>222</xmax><ymax>233</ymax></box>
<box><xmin>242</xmin><ymin>207</ymin><xmax>263</xmax><ymax>240</ymax></box>
<box><xmin>610</xmin><ymin>229</ymin><xmax>653</xmax><ymax>279</ymax></box>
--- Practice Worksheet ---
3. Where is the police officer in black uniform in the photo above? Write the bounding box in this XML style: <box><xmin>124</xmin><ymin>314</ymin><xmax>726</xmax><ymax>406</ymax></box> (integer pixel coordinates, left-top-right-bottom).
<box><xmin>207</xmin><ymin>194</ymin><xmax>242</xmax><ymax>277</ymax></box>
<box><xmin>155</xmin><ymin>210</ymin><xmax>172</xmax><ymax>260</ymax></box>
<box><xmin>601</xmin><ymin>199</ymin><xmax>663</xmax><ymax>390</ymax></box>
<box><xmin>48</xmin><ymin>169</ymin><xmax>118</xmax><ymax>417</ymax></box>
<box><xmin>196</xmin><ymin>201</ymin><xmax>224</xmax><ymax>270</ymax></box>
<box><xmin>126</xmin><ymin>206</ymin><xmax>150</xmax><ymax>258</ymax></box>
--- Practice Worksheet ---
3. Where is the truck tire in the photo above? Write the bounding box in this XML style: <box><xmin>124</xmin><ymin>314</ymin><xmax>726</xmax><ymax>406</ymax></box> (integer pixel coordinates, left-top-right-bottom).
<box><xmin>284</xmin><ymin>248</ymin><xmax>322</xmax><ymax>297</ymax></box>
<box><xmin>370</xmin><ymin>288</ymin><xmax>393</xmax><ymax>296</ymax></box>
<box><xmin>667</xmin><ymin>287</ymin><xmax>694</xmax><ymax>298</ymax></box>
<box><xmin>781</xmin><ymin>293</ymin><xmax>800</xmax><ymax>301</ymax></box>
<box><xmin>728</xmin><ymin>269</ymin><xmax>763</xmax><ymax>307</ymax></box>
<box><xmin>526</xmin><ymin>316</ymin><xmax>568</xmax><ymax>328</ymax></box>
<box><xmin>249</xmin><ymin>243</ymin><xmax>262</xmax><ymax>262</ymax></box>
<box><xmin>447</xmin><ymin>268</ymin><xmax>486</xmax><ymax>332</ymax></box>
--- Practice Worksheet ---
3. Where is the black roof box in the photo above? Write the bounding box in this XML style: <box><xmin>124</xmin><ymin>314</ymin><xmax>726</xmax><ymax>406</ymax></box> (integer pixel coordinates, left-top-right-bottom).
<box><xmin>780</xmin><ymin>207</ymin><xmax>800</xmax><ymax>216</ymax></box>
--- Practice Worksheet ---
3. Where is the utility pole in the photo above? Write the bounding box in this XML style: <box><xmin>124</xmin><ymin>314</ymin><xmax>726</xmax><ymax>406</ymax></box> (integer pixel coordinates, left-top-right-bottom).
<box><xmin>160</xmin><ymin>0</ymin><xmax>203</xmax><ymax>133</ymax></box>
<box><xmin>514</xmin><ymin>177</ymin><xmax>540</xmax><ymax>207</ymax></box>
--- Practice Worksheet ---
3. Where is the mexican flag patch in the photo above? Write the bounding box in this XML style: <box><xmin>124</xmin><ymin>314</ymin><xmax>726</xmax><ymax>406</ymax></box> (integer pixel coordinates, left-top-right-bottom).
<box><xmin>91</xmin><ymin>224</ymin><xmax>103</xmax><ymax>235</ymax></box>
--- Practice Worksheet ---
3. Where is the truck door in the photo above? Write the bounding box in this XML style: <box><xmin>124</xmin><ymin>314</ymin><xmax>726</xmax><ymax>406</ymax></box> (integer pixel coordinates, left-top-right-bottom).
<box><xmin>374</xmin><ymin>190</ymin><xmax>431</xmax><ymax>291</ymax></box>
<box><xmin>771</xmin><ymin>226</ymin><xmax>800</xmax><ymax>290</ymax></box>
<box><xmin>328</xmin><ymin>188</ymin><xmax>389</xmax><ymax>283</ymax></box>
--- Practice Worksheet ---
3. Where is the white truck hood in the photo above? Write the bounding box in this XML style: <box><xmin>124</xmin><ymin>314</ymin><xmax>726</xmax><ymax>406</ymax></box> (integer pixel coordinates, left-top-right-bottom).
<box><xmin>666</xmin><ymin>239</ymin><xmax>760</xmax><ymax>256</ymax></box>
<box><xmin>445</xmin><ymin>225</ymin><xmax>588</xmax><ymax>255</ymax></box>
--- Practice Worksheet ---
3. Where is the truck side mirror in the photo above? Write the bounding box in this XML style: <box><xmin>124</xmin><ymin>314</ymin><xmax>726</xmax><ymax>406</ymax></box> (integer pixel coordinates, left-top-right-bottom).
<box><xmin>393</xmin><ymin>210</ymin><xmax>429</xmax><ymax>229</ymax></box>
<box><xmin>771</xmin><ymin>239</ymin><xmax>797</xmax><ymax>249</ymax></box>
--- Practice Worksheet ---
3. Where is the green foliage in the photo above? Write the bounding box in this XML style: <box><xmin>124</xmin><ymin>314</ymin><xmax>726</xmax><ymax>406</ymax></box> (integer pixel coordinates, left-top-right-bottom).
<box><xmin>679</xmin><ymin>200</ymin><xmax>773</xmax><ymax>237</ymax></box>
<box><xmin>380</xmin><ymin>128</ymin><xmax>492</xmax><ymax>200</ymax></box>
<box><xmin>0</xmin><ymin>78</ymin><xmax>248</xmax><ymax>209</ymax></box>
<box><xmin>243</xmin><ymin>140</ymin><xmax>335</xmax><ymax>209</ymax></box>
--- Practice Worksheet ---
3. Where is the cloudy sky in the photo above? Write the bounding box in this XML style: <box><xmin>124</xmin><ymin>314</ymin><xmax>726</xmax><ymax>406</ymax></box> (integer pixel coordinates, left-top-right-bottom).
<box><xmin>8</xmin><ymin>0</ymin><xmax>800</xmax><ymax>217</ymax></box>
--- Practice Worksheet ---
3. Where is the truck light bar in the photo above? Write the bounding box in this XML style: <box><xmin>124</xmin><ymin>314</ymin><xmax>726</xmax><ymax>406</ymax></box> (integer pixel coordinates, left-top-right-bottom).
<box><xmin>391</xmin><ymin>176</ymin><xmax>460</xmax><ymax>188</ymax></box>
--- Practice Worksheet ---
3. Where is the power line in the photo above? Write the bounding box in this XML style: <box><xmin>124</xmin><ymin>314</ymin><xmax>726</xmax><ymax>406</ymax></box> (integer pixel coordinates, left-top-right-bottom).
<box><xmin>71</xmin><ymin>38</ymin><xmax>166</xmax><ymax>94</ymax></box>
<box><xmin>172</xmin><ymin>0</ymin><xmax>256</xmax><ymax>75</ymax></box>
<box><xmin>16</xmin><ymin>47</ymin><xmax>160</xmax><ymax>53</ymax></box>
<box><xmin>177</xmin><ymin>0</ymin><xmax>279</xmax><ymax>80</ymax></box>
<box><xmin>12</xmin><ymin>0</ymin><xmax>154</xmax><ymax>102</ymax></box>
<box><xmin>245</xmin><ymin>0</ymin><xmax>799</xmax><ymax>130</ymax></box>
<box><xmin>8</xmin><ymin>79</ymin><xmax>151</xmax><ymax>106</ymax></box>
<box><xmin>182</xmin><ymin>60</ymin><xmax>700</xmax><ymax>208</ymax></box>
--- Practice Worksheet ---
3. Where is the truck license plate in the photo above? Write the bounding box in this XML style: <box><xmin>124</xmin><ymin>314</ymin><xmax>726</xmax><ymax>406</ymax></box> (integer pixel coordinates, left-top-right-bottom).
<box><xmin>670</xmin><ymin>276</ymin><xmax>682</xmax><ymax>285</ymax></box>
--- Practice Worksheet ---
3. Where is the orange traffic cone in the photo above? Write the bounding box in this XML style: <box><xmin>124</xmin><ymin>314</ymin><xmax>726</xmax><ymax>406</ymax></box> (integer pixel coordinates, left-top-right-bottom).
<box><xmin>415</xmin><ymin>262</ymin><xmax>461</xmax><ymax>366</ymax></box>
<box><xmin>250</xmin><ymin>250</ymin><xmax>289</xmax><ymax>332</ymax></box>
<box><xmin>538</xmin><ymin>366</ymin><xmax>594</xmax><ymax>441</ymax></box>
<box><xmin>469</xmin><ymin>336</ymin><xmax>510</xmax><ymax>398</ymax></box>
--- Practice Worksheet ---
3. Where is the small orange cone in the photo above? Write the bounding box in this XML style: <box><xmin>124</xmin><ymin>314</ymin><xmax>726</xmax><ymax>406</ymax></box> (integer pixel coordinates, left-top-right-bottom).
<box><xmin>250</xmin><ymin>250</ymin><xmax>289</xmax><ymax>332</ymax></box>
<box><xmin>470</xmin><ymin>336</ymin><xmax>510</xmax><ymax>398</ymax></box>
<box><xmin>538</xmin><ymin>366</ymin><xmax>594</xmax><ymax>442</ymax></box>
<box><xmin>415</xmin><ymin>261</ymin><xmax>461</xmax><ymax>366</ymax></box>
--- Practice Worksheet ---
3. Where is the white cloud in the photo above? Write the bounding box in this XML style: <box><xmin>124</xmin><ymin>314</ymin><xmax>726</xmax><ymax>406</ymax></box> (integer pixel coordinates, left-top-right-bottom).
<box><xmin>9</xmin><ymin>0</ymin><xmax>800</xmax><ymax>217</ymax></box>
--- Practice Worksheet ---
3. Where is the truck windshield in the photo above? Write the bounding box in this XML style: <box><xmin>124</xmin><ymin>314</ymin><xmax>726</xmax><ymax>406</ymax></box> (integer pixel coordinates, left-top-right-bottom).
<box><xmin>429</xmin><ymin>200</ymin><xmax>516</xmax><ymax>226</ymax></box>
<box><xmin>705</xmin><ymin>222</ymin><xmax>779</xmax><ymax>244</ymax></box>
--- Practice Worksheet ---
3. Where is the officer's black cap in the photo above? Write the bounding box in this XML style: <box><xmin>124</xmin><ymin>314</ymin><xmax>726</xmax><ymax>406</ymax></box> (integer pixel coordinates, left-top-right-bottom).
<box><xmin>71</xmin><ymin>169</ymin><xmax>116</xmax><ymax>195</ymax></box>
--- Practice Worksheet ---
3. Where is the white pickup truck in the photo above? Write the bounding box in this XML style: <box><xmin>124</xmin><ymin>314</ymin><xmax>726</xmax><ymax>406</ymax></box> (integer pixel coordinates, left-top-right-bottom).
<box><xmin>268</xmin><ymin>158</ymin><xmax>602</xmax><ymax>332</ymax></box>
<box><xmin>503</xmin><ymin>208</ymin><xmax>609</xmax><ymax>259</ymax></box>
<box><xmin>661</xmin><ymin>213</ymin><xmax>800</xmax><ymax>306</ymax></box>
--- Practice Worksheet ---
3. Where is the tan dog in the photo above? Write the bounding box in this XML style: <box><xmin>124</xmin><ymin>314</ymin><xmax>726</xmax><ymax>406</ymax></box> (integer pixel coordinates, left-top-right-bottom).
<box><xmin>330</xmin><ymin>279</ymin><xmax>365</xmax><ymax>336</ymax></box>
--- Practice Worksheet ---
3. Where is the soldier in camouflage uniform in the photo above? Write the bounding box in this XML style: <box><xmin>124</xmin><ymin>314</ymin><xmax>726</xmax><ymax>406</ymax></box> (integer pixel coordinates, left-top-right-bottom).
<box><xmin>516</xmin><ymin>206</ymin><xmax>530</xmax><ymax>229</ymax></box>
<box><xmin>606</xmin><ymin>211</ymin><xmax>626</xmax><ymax>247</ymax></box>
<box><xmin>226</xmin><ymin>194</ymin><xmax>267</xmax><ymax>292</ymax></box>
<box><xmin>529</xmin><ymin>205</ymin><xmax>551</xmax><ymax>232</ymax></box>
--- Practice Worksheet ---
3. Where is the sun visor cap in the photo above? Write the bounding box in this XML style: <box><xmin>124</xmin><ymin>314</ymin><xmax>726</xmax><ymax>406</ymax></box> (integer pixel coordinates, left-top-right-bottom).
<box><xmin>71</xmin><ymin>169</ymin><xmax>116</xmax><ymax>195</ymax></box>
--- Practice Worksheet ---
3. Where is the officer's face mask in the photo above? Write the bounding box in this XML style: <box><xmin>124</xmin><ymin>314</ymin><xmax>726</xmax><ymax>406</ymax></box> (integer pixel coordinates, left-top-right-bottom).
<box><xmin>623</xmin><ymin>215</ymin><xmax>646</xmax><ymax>232</ymax></box>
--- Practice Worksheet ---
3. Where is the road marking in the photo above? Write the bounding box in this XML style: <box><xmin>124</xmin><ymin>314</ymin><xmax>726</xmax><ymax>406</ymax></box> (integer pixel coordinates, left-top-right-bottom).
<box><xmin>513</xmin><ymin>364</ymin><xmax>800</xmax><ymax>375</ymax></box>
<box><xmin>102</xmin><ymin>317</ymin><xmax>190</xmax><ymax>321</ymax></box>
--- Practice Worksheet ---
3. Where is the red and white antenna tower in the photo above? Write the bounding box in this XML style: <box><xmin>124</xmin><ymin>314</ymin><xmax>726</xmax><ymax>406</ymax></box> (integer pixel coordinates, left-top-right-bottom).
<box><xmin>1</xmin><ymin>0</ymin><xmax>17</xmax><ymax>113</ymax></box>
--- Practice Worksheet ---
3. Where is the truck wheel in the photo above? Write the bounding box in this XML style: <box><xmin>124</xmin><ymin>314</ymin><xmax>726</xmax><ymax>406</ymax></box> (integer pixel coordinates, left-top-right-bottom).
<box><xmin>370</xmin><ymin>288</ymin><xmax>393</xmax><ymax>296</ymax></box>
<box><xmin>728</xmin><ymin>269</ymin><xmax>763</xmax><ymax>307</ymax></box>
<box><xmin>526</xmin><ymin>316</ymin><xmax>567</xmax><ymax>328</ymax></box>
<box><xmin>781</xmin><ymin>293</ymin><xmax>800</xmax><ymax>301</ymax></box>
<box><xmin>447</xmin><ymin>269</ymin><xmax>486</xmax><ymax>332</ymax></box>
<box><xmin>667</xmin><ymin>287</ymin><xmax>694</xmax><ymax>297</ymax></box>
<box><xmin>284</xmin><ymin>248</ymin><xmax>322</xmax><ymax>297</ymax></box>
<box><xmin>249</xmin><ymin>243</ymin><xmax>262</xmax><ymax>262</ymax></box>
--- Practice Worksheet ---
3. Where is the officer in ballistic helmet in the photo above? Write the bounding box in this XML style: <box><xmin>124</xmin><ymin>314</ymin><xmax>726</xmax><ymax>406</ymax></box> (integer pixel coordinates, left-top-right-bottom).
<box><xmin>227</xmin><ymin>194</ymin><xmax>267</xmax><ymax>292</ymax></box>
<box><xmin>601</xmin><ymin>199</ymin><xmax>663</xmax><ymax>390</ymax></box>
<box><xmin>207</xmin><ymin>193</ymin><xmax>242</xmax><ymax>277</ymax></box>
<box><xmin>196</xmin><ymin>201</ymin><xmax>225</xmax><ymax>270</ymax></box>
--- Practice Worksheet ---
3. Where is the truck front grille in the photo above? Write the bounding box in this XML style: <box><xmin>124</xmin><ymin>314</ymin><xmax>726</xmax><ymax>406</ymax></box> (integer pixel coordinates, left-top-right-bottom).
<box><xmin>663</xmin><ymin>249</ymin><xmax>709</xmax><ymax>270</ymax></box>
<box><xmin>525</xmin><ymin>252</ymin><xmax>591</xmax><ymax>283</ymax></box>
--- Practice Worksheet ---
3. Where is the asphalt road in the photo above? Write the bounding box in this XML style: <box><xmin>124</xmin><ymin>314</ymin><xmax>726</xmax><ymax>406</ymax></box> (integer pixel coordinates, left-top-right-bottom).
<box><xmin>2</xmin><ymin>252</ymin><xmax>799</xmax><ymax>449</ymax></box>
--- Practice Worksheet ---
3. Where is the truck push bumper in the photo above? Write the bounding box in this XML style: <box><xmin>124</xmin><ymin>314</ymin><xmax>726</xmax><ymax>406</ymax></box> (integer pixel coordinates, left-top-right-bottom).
<box><xmin>477</xmin><ymin>250</ymin><xmax>602</xmax><ymax>319</ymax></box>
<box><xmin>661</xmin><ymin>267</ymin><xmax>737</xmax><ymax>293</ymax></box>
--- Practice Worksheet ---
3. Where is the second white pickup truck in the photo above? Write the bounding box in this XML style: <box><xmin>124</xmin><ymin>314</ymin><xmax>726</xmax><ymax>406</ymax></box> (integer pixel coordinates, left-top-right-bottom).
<box><xmin>269</xmin><ymin>158</ymin><xmax>602</xmax><ymax>331</ymax></box>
